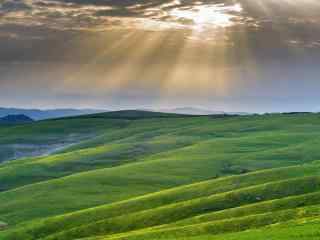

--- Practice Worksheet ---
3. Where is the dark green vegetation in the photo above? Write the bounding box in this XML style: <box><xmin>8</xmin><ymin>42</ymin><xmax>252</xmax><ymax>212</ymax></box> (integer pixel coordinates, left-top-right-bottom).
<box><xmin>0</xmin><ymin>110</ymin><xmax>320</xmax><ymax>240</ymax></box>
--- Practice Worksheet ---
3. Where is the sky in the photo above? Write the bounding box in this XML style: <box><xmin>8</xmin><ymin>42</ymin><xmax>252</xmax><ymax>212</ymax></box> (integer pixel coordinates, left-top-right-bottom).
<box><xmin>1</xmin><ymin>0</ymin><xmax>320</xmax><ymax>112</ymax></box>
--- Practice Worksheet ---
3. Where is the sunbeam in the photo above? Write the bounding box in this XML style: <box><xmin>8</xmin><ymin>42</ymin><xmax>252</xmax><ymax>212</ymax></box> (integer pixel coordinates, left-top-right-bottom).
<box><xmin>2</xmin><ymin>0</ymin><xmax>319</xmax><ymax>110</ymax></box>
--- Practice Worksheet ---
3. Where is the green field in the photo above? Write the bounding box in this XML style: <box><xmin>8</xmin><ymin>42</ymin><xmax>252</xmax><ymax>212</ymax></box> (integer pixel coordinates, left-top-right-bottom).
<box><xmin>0</xmin><ymin>111</ymin><xmax>320</xmax><ymax>240</ymax></box>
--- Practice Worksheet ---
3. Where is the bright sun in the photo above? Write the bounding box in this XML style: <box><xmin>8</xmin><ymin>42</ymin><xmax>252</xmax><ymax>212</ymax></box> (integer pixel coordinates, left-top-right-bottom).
<box><xmin>169</xmin><ymin>3</ymin><xmax>243</xmax><ymax>30</ymax></box>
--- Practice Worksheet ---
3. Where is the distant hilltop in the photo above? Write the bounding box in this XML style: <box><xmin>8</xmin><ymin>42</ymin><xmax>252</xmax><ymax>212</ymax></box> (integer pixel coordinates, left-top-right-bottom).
<box><xmin>0</xmin><ymin>114</ymin><xmax>34</xmax><ymax>124</ymax></box>
<box><xmin>141</xmin><ymin>107</ymin><xmax>252</xmax><ymax>116</ymax></box>
<box><xmin>0</xmin><ymin>108</ymin><xmax>106</xmax><ymax>120</ymax></box>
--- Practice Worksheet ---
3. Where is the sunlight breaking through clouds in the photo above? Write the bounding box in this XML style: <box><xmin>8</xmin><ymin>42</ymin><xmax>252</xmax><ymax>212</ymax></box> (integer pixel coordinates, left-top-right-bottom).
<box><xmin>0</xmin><ymin>0</ymin><xmax>249</xmax><ymax>32</ymax></box>
<box><xmin>168</xmin><ymin>3</ymin><xmax>243</xmax><ymax>29</ymax></box>
<box><xmin>1</xmin><ymin>0</ymin><xmax>319</xmax><ymax>39</ymax></box>
<box><xmin>136</xmin><ymin>1</ymin><xmax>248</xmax><ymax>38</ymax></box>
<box><xmin>1</xmin><ymin>0</ymin><xmax>320</xmax><ymax>110</ymax></box>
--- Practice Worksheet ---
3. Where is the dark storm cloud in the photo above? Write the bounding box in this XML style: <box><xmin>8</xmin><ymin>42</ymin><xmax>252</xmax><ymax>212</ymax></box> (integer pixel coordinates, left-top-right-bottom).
<box><xmin>94</xmin><ymin>7</ymin><xmax>141</xmax><ymax>17</ymax></box>
<box><xmin>47</xmin><ymin>0</ymin><xmax>172</xmax><ymax>8</ymax></box>
<box><xmin>1</xmin><ymin>0</ymin><xmax>32</xmax><ymax>12</ymax></box>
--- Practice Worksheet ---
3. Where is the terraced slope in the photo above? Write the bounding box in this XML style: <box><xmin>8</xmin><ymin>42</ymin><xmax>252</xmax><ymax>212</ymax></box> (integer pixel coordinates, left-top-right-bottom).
<box><xmin>1</xmin><ymin>162</ymin><xmax>320</xmax><ymax>240</ymax></box>
<box><xmin>1</xmin><ymin>111</ymin><xmax>320</xmax><ymax>240</ymax></box>
<box><xmin>206</xmin><ymin>217</ymin><xmax>320</xmax><ymax>240</ymax></box>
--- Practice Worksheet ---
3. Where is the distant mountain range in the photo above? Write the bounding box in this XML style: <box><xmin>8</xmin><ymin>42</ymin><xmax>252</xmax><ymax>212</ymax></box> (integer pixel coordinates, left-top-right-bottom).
<box><xmin>0</xmin><ymin>108</ymin><xmax>106</xmax><ymax>120</ymax></box>
<box><xmin>0</xmin><ymin>114</ymin><xmax>34</xmax><ymax>124</ymax></box>
<box><xmin>142</xmin><ymin>107</ymin><xmax>251</xmax><ymax>116</ymax></box>
<box><xmin>156</xmin><ymin>107</ymin><xmax>224</xmax><ymax>115</ymax></box>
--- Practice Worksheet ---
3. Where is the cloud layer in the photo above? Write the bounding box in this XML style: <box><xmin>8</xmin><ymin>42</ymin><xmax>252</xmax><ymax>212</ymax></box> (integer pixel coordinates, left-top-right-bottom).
<box><xmin>1</xmin><ymin>0</ymin><xmax>320</xmax><ymax>59</ymax></box>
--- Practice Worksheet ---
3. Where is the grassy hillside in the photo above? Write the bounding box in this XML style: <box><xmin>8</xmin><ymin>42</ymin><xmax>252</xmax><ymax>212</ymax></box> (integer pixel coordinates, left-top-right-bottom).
<box><xmin>0</xmin><ymin>117</ymin><xmax>126</xmax><ymax>163</ymax></box>
<box><xmin>1</xmin><ymin>111</ymin><xmax>320</xmax><ymax>240</ymax></box>
<box><xmin>152</xmin><ymin>217</ymin><xmax>320</xmax><ymax>240</ymax></box>
<box><xmin>205</xmin><ymin>217</ymin><xmax>320</xmax><ymax>240</ymax></box>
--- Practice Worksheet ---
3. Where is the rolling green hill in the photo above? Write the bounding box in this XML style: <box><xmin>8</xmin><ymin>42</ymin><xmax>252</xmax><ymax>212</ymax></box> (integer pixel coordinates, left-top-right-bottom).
<box><xmin>0</xmin><ymin>111</ymin><xmax>320</xmax><ymax>240</ymax></box>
